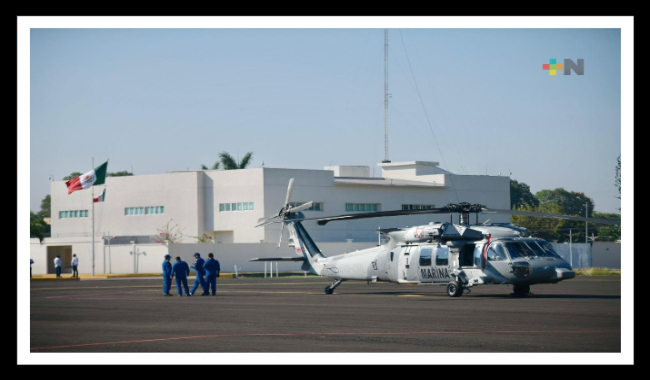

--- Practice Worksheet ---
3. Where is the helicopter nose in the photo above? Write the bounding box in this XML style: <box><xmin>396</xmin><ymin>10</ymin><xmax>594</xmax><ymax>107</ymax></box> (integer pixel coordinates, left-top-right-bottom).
<box><xmin>554</xmin><ymin>268</ymin><xmax>575</xmax><ymax>280</ymax></box>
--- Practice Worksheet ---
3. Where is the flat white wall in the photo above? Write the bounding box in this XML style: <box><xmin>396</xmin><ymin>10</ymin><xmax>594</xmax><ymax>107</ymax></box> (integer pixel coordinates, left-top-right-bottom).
<box><xmin>592</xmin><ymin>242</ymin><xmax>621</xmax><ymax>269</ymax></box>
<box><xmin>204</xmin><ymin>168</ymin><xmax>265</xmax><ymax>243</ymax></box>
<box><xmin>30</xmin><ymin>237</ymin><xmax>378</xmax><ymax>275</ymax></box>
<box><xmin>51</xmin><ymin>172</ymin><xmax>203</xmax><ymax>240</ymax></box>
<box><xmin>30</xmin><ymin>236</ymin><xmax>104</xmax><ymax>274</ymax></box>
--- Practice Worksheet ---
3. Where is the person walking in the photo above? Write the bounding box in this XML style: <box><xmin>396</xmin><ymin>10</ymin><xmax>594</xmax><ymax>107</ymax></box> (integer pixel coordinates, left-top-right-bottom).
<box><xmin>71</xmin><ymin>254</ymin><xmax>79</xmax><ymax>277</ymax></box>
<box><xmin>189</xmin><ymin>252</ymin><xmax>208</xmax><ymax>296</ymax></box>
<box><xmin>162</xmin><ymin>254</ymin><xmax>173</xmax><ymax>296</ymax></box>
<box><xmin>54</xmin><ymin>255</ymin><xmax>62</xmax><ymax>278</ymax></box>
<box><xmin>204</xmin><ymin>253</ymin><xmax>221</xmax><ymax>296</ymax></box>
<box><xmin>30</xmin><ymin>259</ymin><xmax>34</xmax><ymax>278</ymax></box>
<box><xmin>171</xmin><ymin>257</ymin><xmax>190</xmax><ymax>296</ymax></box>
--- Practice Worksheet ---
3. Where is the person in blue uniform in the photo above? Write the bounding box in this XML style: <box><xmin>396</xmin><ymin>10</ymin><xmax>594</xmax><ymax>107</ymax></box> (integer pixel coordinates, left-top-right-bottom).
<box><xmin>204</xmin><ymin>253</ymin><xmax>221</xmax><ymax>296</ymax></box>
<box><xmin>162</xmin><ymin>254</ymin><xmax>173</xmax><ymax>296</ymax></box>
<box><xmin>190</xmin><ymin>252</ymin><xmax>208</xmax><ymax>296</ymax></box>
<box><xmin>171</xmin><ymin>256</ymin><xmax>190</xmax><ymax>296</ymax></box>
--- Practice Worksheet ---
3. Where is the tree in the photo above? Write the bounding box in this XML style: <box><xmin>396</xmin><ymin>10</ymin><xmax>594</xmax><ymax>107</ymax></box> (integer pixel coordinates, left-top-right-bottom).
<box><xmin>219</xmin><ymin>152</ymin><xmax>253</xmax><ymax>170</ymax></box>
<box><xmin>510</xmin><ymin>188</ymin><xmax>596</xmax><ymax>243</ymax></box>
<box><xmin>201</xmin><ymin>162</ymin><xmax>220</xmax><ymax>170</ymax></box>
<box><xmin>510</xmin><ymin>179</ymin><xmax>539</xmax><ymax>209</ymax></box>
<box><xmin>536</xmin><ymin>188</ymin><xmax>594</xmax><ymax>218</ymax></box>
<box><xmin>30</xmin><ymin>213</ymin><xmax>48</xmax><ymax>242</ymax></box>
<box><xmin>153</xmin><ymin>219</ymin><xmax>185</xmax><ymax>244</ymax></box>
<box><xmin>193</xmin><ymin>233</ymin><xmax>214</xmax><ymax>243</ymax></box>
<box><xmin>107</xmin><ymin>171</ymin><xmax>133</xmax><ymax>177</ymax></box>
<box><xmin>39</xmin><ymin>195</ymin><xmax>51</xmax><ymax>219</ymax></box>
<box><xmin>592</xmin><ymin>212</ymin><xmax>621</xmax><ymax>242</ymax></box>
<box><xmin>511</xmin><ymin>203</ymin><xmax>568</xmax><ymax>242</ymax></box>
<box><xmin>63</xmin><ymin>172</ymin><xmax>82</xmax><ymax>181</ymax></box>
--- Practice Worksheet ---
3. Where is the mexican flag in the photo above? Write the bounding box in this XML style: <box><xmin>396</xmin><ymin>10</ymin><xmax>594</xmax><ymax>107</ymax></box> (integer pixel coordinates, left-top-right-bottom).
<box><xmin>93</xmin><ymin>189</ymin><xmax>106</xmax><ymax>203</ymax></box>
<box><xmin>65</xmin><ymin>161</ymin><xmax>108</xmax><ymax>195</ymax></box>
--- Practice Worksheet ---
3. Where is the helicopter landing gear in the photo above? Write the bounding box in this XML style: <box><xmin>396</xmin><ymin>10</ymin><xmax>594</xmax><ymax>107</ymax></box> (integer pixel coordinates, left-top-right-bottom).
<box><xmin>512</xmin><ymin>284</ymin><xmax>531</xmax><ymax>297</ymax></box>
<box><xmin>446</xmin><ymin>280</ymin><xmax>464</xmax><ymax>297</ymax></box>
<box><xmin>325</xmin><ymin>279</ymin><xmax>343</xmax><ymax>295</ymax></box>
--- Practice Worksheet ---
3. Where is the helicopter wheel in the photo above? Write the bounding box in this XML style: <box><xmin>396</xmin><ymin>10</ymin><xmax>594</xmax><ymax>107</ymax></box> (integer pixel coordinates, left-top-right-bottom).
<box><xmin>324</xmin><ymin>286</ymin><xmax>334</xmax><ymax>295</ymax></box>
<box><xmin>512</xmin><ymin>284</ymin><xmax>530</xmax><ymax>296</ymax></box>
<box><xmin>446</xmin><ymin>281</ymin><xmax>464</xmax><ymax>297</ymax></box>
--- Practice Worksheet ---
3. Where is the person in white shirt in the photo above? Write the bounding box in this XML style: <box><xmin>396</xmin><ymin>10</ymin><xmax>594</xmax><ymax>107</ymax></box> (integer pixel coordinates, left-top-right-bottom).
<box><xmin>54</xmin><ymin>256</ymin><xmax>62</xmax><ymax>278</ymax></box>
<box><xmin>71</xmin><ymin>254</ymin><xmax>79</xmax><ymax>277</ymax></box>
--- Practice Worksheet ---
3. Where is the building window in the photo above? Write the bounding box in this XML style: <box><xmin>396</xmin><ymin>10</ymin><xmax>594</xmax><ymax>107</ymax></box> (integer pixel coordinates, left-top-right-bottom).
<box><xmin>289</xmin><ymin>202</ymin><xmax>323</xmax><ymax>211</ymax></box>
<box><xmin>219</xmin><ymin>202</ymin><xmax>254</xmax><ymax>212</ymax></box>
<box><xmin>402</xmin><ymin>204</ymin><xmax>436</xmax><ymax>210</ymax></box>
<box><xmin>345</xmin><ymin>203</ymin><xmax>380</xmax><ymax>212</ymax></box>
<box><xmin>59</xmin><ymin>210</ymin><xmax>89</xmax><ymax>219</ymax></box>
<box><xmin>125</xmin><ymin>206</ymin><xmax>164</xmax><ymax>216</ymax></box>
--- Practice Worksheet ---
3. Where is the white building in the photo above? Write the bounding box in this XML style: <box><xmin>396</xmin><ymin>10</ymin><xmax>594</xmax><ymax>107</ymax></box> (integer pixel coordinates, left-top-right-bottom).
<box><xmin>32</xmin><ymin>161</ymin><xmax>511</xmax><ymax>275</ymax></box>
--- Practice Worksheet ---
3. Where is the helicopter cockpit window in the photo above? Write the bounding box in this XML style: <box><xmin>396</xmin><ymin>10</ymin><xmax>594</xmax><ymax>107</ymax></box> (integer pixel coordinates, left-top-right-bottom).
<box><xmin>537</xmin><ymin>241</ymin><xmax>562</xmax><ymax>259</ymax></box>
<box><xmin>523</xmin><ymin>241</ymin><xmax>552</xmax><ymax>257</ymax></box>
<box><xmin>435</xmin><ymin>250</ymin><xmax>448</xmax><ymax>266</ymax></box>
<box><xmin>504</xmin><ymin>242</ymin><xmax>534</xmax><ymax>259</ymax></box>
<box><xmin>487</xmin><ymin>244</ymin><xmax>508</xmax><ymax>261</ymax></box>
<box><xmin>419</xmin><ymin>248</ymin><xmax>432</xmax><ymax>266</ymax></box>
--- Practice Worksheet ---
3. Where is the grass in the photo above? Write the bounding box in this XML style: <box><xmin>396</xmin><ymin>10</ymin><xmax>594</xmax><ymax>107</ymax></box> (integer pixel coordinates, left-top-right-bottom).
<box><xmin>574</xmin><ymin>267</ymin><xmax>621</xmax><ymax>276</ymax></box>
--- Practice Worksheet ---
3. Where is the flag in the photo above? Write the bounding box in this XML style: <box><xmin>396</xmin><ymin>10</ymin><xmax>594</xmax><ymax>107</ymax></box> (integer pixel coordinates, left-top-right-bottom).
<box><xmin>65</xmin><ymin>161</ymin><xmax>108</xmax><ymax>195</ymax></box>
<box><xmin>93</xmin><ymin>189</ymin><xmax>106</xmax><ymax>203</ymax></box>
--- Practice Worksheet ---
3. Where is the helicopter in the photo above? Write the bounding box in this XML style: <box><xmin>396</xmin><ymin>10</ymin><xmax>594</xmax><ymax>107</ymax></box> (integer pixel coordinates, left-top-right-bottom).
<box><xmin>252</xmin><ymin>179</ymin><xmax>621</xmax><ymax>297</ymax></box>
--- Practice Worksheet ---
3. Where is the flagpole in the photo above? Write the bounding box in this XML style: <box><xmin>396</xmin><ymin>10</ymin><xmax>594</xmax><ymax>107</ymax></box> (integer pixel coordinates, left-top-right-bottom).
<box><xmin>91</xmin><ymin>157</ymin><xmax>95</xmax><ymax>277</ymax></box>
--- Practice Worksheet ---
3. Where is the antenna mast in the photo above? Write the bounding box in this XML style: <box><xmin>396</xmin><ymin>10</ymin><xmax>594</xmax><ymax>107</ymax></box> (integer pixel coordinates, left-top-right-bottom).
<box><xmin>382</xmin><ymin>29</ymin><xmax>391</xmax><ymax>163</ymax></box>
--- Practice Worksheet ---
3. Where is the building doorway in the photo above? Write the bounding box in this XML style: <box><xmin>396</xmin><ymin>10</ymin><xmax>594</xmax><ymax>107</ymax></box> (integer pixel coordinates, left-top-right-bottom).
<box><xmin>47</xmin><ymin>246</ymin><xmax>72</xmax><ymax>274</ymax></box>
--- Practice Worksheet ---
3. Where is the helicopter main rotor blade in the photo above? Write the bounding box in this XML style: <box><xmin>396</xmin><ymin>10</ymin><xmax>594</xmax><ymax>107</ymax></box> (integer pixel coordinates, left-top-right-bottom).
<box><xmin>314</xmin><ymin>207</ymin><xmax>451</xmax><ymax>225</ymax></box>
<box><xmin>288</xmin><ymin>201</ymin><xmax>313</xmax><ymax>213</ymax></box>
<box><xmin>480</xmin><ymin>208</ymin><xmax>621</xmax><ymax>226</ymax></box>
<box><xmin>277</xmin><ymin>221</ymin><xmax>285</xmax><ymax>248</ymax></box>
<box><xmin>257</xmin><ymin>215</ymin><xmax>280</xmax><ymax>224</ymax></box>
<box><xmin>284</xmin><ymin>178</ymin><xmax>295</xmax><ymax>206</ymax></box>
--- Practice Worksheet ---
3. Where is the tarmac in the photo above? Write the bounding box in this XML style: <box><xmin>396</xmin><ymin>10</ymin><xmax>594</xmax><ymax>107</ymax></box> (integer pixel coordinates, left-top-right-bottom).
<box><xmin>29</xmin><ymin>276</ymin><xmax>621</xmax><ymax>353</ymax></box>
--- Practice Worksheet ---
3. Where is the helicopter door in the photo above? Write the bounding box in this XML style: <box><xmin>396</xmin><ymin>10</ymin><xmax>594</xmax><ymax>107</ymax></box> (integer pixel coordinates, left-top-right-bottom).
<box><xmin>483</xmin><ymin>242</ymin><xmax>514</xmax><ymax>283</ymax></box>
<box><xmin>397</xmin><ymin>246</ymin><xmax>413</xmax><ymax>283</ymax></box>
<box><xmin>431</xmin><ymin>246</ymin><xmax>452</xmax><ymax>283</ymax></box>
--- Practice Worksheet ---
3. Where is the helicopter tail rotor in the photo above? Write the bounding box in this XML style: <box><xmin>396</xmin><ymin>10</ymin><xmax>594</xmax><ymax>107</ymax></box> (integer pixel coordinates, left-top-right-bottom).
<box><xmin>254</xmin><ymin>178</ymin><xmax>316</xmax><ymax>248</ymax></box>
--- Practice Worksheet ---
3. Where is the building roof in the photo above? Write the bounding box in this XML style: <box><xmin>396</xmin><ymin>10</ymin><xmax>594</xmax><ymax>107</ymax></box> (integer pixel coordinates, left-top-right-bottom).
<box><xmin>333</xmin><ymin>177</ymin><xmax>445</xmax><ymax>188</ymax></box>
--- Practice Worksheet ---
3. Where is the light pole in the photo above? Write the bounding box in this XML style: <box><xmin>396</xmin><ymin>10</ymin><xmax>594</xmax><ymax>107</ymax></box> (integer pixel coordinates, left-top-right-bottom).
<box><xmin>103</xmin><ymin>234</ymin><xmax>116</xmax><ymax>274</ymax></box>
<box><xmin>585</xmin><ymin>202</ymin><xmax>589</xmax><ymax>244</ymax></box>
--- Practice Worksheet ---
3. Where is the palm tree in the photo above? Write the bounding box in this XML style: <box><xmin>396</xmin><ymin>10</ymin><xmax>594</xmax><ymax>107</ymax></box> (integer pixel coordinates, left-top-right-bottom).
<box><xmin>200</xmin><ymin>162</ymin><xmax>220</xmax><ymax>170</ymax></box>
<box><xmin>219</xmin><ymin>152</ymin><xmax>253</xmax><ymax>170</ymax></box>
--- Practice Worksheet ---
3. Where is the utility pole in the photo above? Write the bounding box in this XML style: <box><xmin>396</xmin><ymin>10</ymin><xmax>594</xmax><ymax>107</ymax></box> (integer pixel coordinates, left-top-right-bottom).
<box><xmin>569</xmin><ymin>229</ymin><xmax>573</xmax><ymax>267</ymax></box>
<box><xmin>585</xmin><ymin>202</ymin><xmax>589</xmax><ymax>244</ymax></box>
<box><xmin>382</xmin><ymin>28</ymin><xmax>391</xmax><ymax>164</ymax></box>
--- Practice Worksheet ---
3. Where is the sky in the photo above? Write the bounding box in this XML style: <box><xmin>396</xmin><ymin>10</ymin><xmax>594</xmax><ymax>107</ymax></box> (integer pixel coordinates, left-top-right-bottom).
<box><xmin>29</xmin><ymin>25</ymin><xmax>622</xmax><ymax>214</ymax></box>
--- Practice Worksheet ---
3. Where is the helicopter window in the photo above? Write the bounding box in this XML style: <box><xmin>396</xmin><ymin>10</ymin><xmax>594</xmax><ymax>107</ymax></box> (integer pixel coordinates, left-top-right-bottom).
<box><xmin>487</xmin><ymin>244</ymin><xmax>508</xmax><ymax>261</ymax></box>
<box><xmin>504</xmin><ymin>242</ymin><xmax>533</xmax><ymax>259</ymax></box>
<box><xmin>538</xmin><ymin>241</ymin><xmax>562</xmax><ymax>258</ymax></box>
<box><xmin>390</xmin><ymin>252</ymin><xmax>394</xmax><ymax>262</ymax></box>
<box><xmin>523</xmin><ymin>241</ymin><xmax>551</xmax><ymax>257</ymax></box>
<box><xmin>435</xmin><ymin>250</ymin><xmax>448</xmax><ymax>266</ymax></box>
<box><xmin>419</xmin><ymin>248</ymin><xmax>432</xmax><ymax>266</ymax></box>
